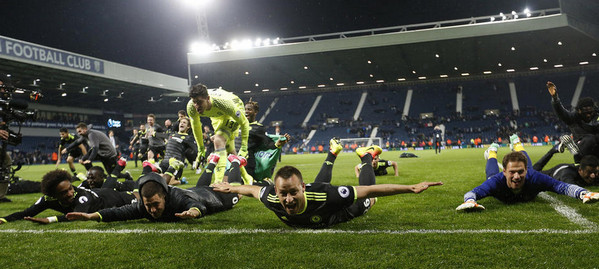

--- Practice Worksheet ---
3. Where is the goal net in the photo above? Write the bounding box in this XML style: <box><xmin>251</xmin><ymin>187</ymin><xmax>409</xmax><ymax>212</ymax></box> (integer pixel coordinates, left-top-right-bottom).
<box><xmin>339</xmin><ymin>137</ymin><xmax>383</xmax><ymax>148</ymax></box>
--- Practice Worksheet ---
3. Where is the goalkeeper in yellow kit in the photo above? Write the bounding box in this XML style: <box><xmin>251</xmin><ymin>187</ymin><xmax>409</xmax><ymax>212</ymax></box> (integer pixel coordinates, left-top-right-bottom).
<box><xmin>187</xmin><ymin>83</ymin><xmax>251</xmax><ymax>183</ymax></box>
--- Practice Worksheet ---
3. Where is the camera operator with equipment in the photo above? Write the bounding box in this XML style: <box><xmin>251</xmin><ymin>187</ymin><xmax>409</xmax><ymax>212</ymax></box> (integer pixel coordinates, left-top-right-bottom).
<box><xmin>0</xmin><ymin>78</ymin><xmax>39</xmax><ymax>202</ymax></box>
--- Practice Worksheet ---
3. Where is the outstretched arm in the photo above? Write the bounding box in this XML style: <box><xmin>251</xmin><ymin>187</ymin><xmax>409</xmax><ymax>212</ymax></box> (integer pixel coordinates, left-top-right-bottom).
<box><xmin>66</xmin><ymin>212</ymin><xmax>101</xmax><ymax>221</ymax></box>
<box><xmin>355</xmin><ymin>182</ymin><xmax>443</xmax><ymax>199</ymax></box>
<box><xmin>212</xmin><ymin>182</ymin><xmax>261</xmax><ymax>198</ymax></box>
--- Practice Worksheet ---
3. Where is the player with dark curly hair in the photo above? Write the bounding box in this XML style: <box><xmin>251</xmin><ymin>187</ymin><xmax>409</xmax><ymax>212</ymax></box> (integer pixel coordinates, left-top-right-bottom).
<box><xmin>0</xmin><ymin>169</ymin><xmax>137</xmax><ymax>225</ymax></box>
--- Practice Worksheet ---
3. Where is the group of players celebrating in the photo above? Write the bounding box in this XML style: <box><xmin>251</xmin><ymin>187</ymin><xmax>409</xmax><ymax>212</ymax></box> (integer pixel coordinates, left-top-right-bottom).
<box><xmin>1</xmin><ymin>81</ymin><xmax>599</xmax><ymax>228</ymax></box>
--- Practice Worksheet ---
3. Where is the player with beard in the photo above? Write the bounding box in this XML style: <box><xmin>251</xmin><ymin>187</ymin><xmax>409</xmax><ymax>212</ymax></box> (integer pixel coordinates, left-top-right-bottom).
<box><xmin>66</xmin><ymin>154</ymin><xmax>245</xmax><ymax>223</ymax></box>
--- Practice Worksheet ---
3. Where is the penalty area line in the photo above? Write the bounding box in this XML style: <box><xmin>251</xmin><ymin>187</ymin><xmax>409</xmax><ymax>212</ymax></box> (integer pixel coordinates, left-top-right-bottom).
<box><xmin>0</xmin><ymin>228</ymin><xmax>595</xmax><ymax>235</ymax></box>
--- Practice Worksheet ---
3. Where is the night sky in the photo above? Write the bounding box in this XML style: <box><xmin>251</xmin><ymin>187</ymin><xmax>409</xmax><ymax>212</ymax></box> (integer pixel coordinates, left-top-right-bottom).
<box><xmin>0</xmin><ymin>0</ymin><xmax>559</xmax><ymax>78</ymax></box>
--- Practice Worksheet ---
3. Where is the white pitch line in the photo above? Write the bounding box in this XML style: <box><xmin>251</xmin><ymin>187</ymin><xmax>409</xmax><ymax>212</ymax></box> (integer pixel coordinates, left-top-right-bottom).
<box><xmin>0</xmin><ymin>228</ymin><xmax>595</xmax><ymax>235</ymax></box>
<box><xmin>538</xmin><ymin>192</ymin><xmax>597</xmax><ymax>230</ymax></box>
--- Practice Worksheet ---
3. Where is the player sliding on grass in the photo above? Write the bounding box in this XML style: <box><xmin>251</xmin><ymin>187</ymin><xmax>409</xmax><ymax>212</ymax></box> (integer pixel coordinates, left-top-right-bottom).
<box><xmin>0</xmin><ymin>170</ymin><xmax>137</xmax><ymax>225</ymax></box>
<box><xmin>213</xmin><ymin>138</ymin><xmax>442</xmax><ymax>228</ymax></box>
<box><xmin>66</xmin><ymin>154</ymin><xmax>244</xmax><ymax>222</ymax></box>
<box><xmin>456</xmin><ymin>134</ymin><xmax>599</xmax><ymax>212</ymax></box>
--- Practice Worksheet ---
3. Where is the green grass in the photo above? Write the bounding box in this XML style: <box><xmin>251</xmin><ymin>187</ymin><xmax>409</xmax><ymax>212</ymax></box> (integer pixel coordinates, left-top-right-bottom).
<box><xmin>1</xmin><ymin>145</ymin><xmax>598</xmax><ymax>268</ymax></box>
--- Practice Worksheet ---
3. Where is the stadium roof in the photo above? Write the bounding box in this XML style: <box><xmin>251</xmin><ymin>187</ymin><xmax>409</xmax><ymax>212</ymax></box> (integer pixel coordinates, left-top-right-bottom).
<box><xmin>188</xmin><ymin>4</ymin><xmax>599</xmax><ymax>96</ymax></box>
<box><xmin>0</xmin><ymin>36</ymin><xmax>188</xmax><ymax>111</ymax></box>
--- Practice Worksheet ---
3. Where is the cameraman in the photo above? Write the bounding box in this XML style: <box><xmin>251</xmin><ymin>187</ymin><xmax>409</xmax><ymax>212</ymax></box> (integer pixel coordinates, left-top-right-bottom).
<box><xmin>0</xmin><ymin>79</ymin><xmax>12</xmax><ymax>202</ymax></box>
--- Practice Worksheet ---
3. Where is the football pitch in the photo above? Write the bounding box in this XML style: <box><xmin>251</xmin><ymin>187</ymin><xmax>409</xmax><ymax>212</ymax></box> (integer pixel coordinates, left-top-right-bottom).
<box><xmin>1</xmin><ymin>145</ymin><xmax>598</xmax><ymax>268</ymax></box>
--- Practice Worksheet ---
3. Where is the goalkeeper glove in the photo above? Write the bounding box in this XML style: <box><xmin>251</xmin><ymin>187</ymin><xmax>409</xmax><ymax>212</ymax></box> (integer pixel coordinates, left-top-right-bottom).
<box><xmin>456</xmin><ymin>200</ymin><xmax>485</xmax><ymax>211</ymax></box>
<box><xmin>581</xmin><ymin>192</ymin><xmax>599</xmax><ymax>204</ymax></box>
<box><xmin>193</xmin><ymin>148</ymin><xmax>206</xmax><ymax>170</ymax></box>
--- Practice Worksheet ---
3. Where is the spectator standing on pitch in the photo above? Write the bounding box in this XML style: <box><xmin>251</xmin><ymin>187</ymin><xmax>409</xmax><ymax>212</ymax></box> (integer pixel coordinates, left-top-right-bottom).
<box><xmin>433</xmin><ymin>125</ymin><xmax>442</xmax><ymax>154</ymax></box>
<box><xmin>108</xmin><ymin>129</ymin><xmax>119</xmax><ymax>156</ymax></box>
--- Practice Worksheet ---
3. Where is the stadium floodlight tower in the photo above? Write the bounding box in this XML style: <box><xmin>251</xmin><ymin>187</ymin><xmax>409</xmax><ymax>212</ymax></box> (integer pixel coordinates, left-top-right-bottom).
<box><xmin>181</xmin><ymin>0</ymin><xmax>213</xmax><ymax>42</ymax></box>
<box><xmin>181</xmin><ymin>0</ymin><xmax>214</xmax><ymax>85</ymax></box>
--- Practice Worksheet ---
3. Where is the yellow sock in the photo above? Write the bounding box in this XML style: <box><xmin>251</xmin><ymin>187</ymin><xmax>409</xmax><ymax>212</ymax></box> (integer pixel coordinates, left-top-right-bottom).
<box><xmin>513</xmin><ymin>143</ymin><xmax>525</xmax><ymax>152</ymax></box>
<box><xmin>240</xmin><ymin>166</ymin><xmax>253</xmax><ymax>185</ymax></box>
<box><xmin>488</xmin><ymin>151</ymin><xmax>498</xmax><ymax>159</ymax></box>
<box><xmin>213</xmin><ymin>149</ymin><xmax>226</xmax><ymax>183</ymax></box>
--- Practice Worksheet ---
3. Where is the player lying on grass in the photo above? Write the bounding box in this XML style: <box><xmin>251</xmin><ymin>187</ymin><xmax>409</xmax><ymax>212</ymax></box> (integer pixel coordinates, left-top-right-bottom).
<box><xmin>66</xmin><ymin>154</ymin><xmax>244</xmax><ymax>222</ymax></box>
<box><xmin>0</xmin><ymin>170</ymin><xmax>138</xmax><ymax>225</ymax></box>
<box><xmin>354</xmin><ymin>154</ymin><xmax>398</xmax><ymax>177</ymax></box>
<box><xmin>531</xmin><ymin>135</ymin><xmax>599</xmax><ymax>186</ymax></box>
<box><xmin>456</xmin><ymin>134</ymin><xmax>599</xmax><ymax>212</ymax></box>
<box><xmin>213</xmin><ymin>138</ymin><xmax>442</xmax><ymax>228</ymax></box>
